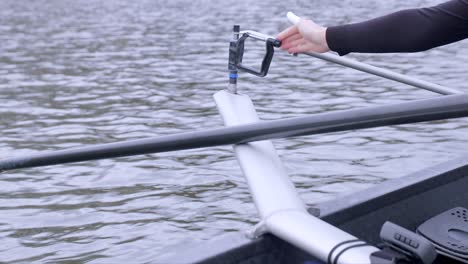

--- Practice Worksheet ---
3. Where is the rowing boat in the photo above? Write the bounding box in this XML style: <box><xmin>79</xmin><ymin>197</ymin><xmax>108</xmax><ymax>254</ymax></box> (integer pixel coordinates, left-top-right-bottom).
<box><xmin>1</xmin><ymin>23</ymin><xmax>468</xmax><ymax>263</ymax></box>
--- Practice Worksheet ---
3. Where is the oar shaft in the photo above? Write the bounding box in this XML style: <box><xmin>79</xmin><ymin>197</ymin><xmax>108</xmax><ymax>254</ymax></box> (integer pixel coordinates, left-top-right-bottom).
<box><xmin>303</xmin><ymin>52</ymin><xmax>462</xmax><ymax>95</ymax></box>
<box><xmin>2</xmin><ymin>94</ymin><xmax>468</xmax><ymax>172</ymax></box>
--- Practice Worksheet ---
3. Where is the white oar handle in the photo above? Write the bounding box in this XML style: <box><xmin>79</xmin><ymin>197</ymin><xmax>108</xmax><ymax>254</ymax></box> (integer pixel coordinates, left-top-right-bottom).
<box><xmin>287</xmin><ymin>11</ymin><xmax>301</xmax><ymax>25</ymax></box>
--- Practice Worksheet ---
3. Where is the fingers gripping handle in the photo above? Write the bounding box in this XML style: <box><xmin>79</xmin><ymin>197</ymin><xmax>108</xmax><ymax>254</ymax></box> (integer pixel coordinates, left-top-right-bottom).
<box><xmin>287</xmin><ymin>11</ymin><xmax>301</xmax><ymax>25</ymax></box>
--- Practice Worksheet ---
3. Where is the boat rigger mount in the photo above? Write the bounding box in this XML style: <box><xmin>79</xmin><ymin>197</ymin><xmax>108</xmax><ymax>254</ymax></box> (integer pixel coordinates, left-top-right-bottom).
<box><xmin>222</xmin><ymin>25</ymin><xmax>382</xmax><ymax>264</ymax></box>
<box><xmin>228</xmin><ymin>25</ymin><xmax>281</xmax><ymax>93</ymax></box>
<box><xmin>220</xmin><ymin>21</ymin><xmax>462</xmax><ymax>263</ymax></box>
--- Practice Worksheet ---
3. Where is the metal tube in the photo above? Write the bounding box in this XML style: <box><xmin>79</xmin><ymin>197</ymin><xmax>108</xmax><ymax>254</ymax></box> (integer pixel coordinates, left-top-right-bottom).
<box><xmin>239</xmin><ymin>30</ymin><xmax>275</xmax><ymax>42</ymax></box>
<box><xmin>265</xmin><ymin>211</ymin><xmax>378</xmax><ymax>264</ymax></box>
<box><xmin>214</xmin><ymin>90</ymin><xmax>305</xmax><ymax>218</ymax></box>
<box><xmin>302</xmin><ymin>52</ymin><xmax>462</xmax><ymax>95</ymax></box>
<box><xmin>228</xmin><ymin>25</ymin><xmax>240</xmax><ymax>94</ymax></box>
<box><xmin>214</xmin><ymin>90</ymin><xmax>378</xmax><ymax>264</ymax></box>
<box><xmin>2</xmin><ymin>93</ymin><xmax>468</xmax><ymax>172</ymax></box>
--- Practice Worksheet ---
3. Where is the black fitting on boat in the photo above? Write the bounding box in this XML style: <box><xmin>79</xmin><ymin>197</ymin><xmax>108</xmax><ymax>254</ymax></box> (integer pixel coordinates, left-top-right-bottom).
<box><xmin>227</xmin><ymin>25</ymin><xmax>240</xmax><ymax>93</ymax></box>
<box><xmin>235</xmin><ymin>33</ymin><xmax>279</xmax><ymax>77</ymax></box>
<box><xmin>227</xmin><ymin>25</ymin><xmax>281</xmax><ymax>87</ymax></box>
<box><xmin>228</xmin><ymin>25</ymin><xmax>240</xmax><ymax>81</ymax></box>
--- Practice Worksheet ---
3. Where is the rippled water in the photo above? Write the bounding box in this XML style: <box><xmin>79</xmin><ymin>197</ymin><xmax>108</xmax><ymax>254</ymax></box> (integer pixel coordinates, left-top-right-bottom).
<box><xmin>1</xmin><ymin>0</ymin><xmax>467</xmax><ymax>263</ymax></box>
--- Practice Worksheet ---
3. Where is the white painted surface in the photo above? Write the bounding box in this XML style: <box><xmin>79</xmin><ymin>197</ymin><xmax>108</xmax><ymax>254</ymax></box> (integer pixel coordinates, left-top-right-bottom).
<box><xmin>214</xmin><ymin>90</ymin><xmax>378</xmax><ymax>264</ymax></box>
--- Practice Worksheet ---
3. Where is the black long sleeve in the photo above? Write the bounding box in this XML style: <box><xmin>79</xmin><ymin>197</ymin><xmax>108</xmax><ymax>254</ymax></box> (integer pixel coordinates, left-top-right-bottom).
<box><xmin>326</xmin><ymin>0</ymin><xmax>468</xmax><ymax>56</ymax></box>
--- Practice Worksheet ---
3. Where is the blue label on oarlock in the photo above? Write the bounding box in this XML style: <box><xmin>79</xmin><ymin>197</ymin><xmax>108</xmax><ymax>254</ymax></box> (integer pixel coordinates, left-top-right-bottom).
<box><xmin>229</xmin><ymin>73</ymin><xmax>238</xmax><ymax>79</ymax></box>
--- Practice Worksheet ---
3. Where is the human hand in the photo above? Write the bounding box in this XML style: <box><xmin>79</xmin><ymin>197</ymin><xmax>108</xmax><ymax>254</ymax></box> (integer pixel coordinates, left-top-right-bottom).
<box><xmin>277</xmin><ymin>18</ymin><xmax>330</xmax><ymax>53</ymax></box>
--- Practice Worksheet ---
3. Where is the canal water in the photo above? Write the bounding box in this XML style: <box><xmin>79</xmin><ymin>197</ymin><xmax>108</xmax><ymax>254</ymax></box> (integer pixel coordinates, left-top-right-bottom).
<box><xmin>0</xmin><ymin>0</ymin><xmax>467</xmax><ymax>262</ymax></box>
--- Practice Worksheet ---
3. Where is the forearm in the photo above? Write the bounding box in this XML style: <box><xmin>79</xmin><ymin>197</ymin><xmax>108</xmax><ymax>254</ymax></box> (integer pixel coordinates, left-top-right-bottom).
<box><xmin>327</xmin><ymin>0</ymin><xmax>468</xmax><ymax>56</ymax></box>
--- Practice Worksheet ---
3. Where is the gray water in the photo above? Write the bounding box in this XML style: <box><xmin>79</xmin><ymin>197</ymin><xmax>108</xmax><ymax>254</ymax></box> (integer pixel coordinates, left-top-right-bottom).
<box><xmin>1</xmin><ymin>0</ymin><xmax>468</xmax><ymax>263</ymax></box>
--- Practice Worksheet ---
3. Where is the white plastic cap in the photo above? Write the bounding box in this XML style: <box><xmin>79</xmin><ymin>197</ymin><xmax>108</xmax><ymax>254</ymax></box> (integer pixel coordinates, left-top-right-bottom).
<box><xmin>287</xmin><ymin>12</ymin><xmax>301</xmax><ymax>25</ymax></box>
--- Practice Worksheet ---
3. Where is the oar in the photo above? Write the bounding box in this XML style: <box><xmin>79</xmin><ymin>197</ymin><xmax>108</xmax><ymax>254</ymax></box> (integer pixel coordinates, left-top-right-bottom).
<box><xmin>286</xmin><ymin>12</ymin><xmax>462</xmax><ymax>95</ymax></box>
<box><xmin>1</xmin><ymin>93</ymin><xmax>468</xmax><ymax>172</ymax></box>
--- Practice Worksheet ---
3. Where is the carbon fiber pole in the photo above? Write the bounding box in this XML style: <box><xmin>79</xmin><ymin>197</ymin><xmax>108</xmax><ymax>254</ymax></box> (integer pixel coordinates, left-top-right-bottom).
<box><xmin>1</xmin><ymin>93</ymin><xmax>468</xmax><ymax>172</ymax></box>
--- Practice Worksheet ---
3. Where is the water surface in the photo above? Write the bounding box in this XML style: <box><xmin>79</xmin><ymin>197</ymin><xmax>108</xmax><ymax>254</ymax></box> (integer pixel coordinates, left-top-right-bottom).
<box><xmin>1</xmin><ymin>0</ymin><xmax>467</xmax><ymax>263</ymax></box>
